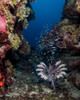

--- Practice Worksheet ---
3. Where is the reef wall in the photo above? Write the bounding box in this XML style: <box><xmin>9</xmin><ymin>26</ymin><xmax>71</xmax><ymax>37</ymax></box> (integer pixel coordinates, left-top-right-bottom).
<box><xmin>40</xmin><ymin>0</ymin><xmax>80</xmax><ymax>90</ymax></box>
<box><xmin>0</xmin><ymin>0</ymin><xmax>35</xmax><ymax>94</ymax></box>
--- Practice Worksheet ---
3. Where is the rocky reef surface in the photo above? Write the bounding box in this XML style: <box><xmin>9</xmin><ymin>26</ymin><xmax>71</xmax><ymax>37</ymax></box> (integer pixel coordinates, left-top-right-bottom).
<box><xmin>0</xmin><ymin>0</ymin><xmax>80</xmax><ymax>100</ymax></box>
<box><xmin>40</xmin><ymin>0</ymin><xmax>80</xmax><ymax>98</ymax></box>
<box><xmin>0</xmin><ymin>0</ymin><xmax>35</xmax><ymax>95</ymax></box>
<box><xmin>0</xmin><ymin>50</ymin><xmax>78</xmax><ymax>100</ymax></box>
<box><xmin>40</xmin><ymin>0</ymin><xmax>80</xmax><ymax>99</ymax></box>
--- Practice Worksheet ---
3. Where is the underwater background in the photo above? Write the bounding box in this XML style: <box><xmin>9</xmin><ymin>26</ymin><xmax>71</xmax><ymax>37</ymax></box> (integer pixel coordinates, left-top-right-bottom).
<box><xmin>23</xmin><ymin>0</ymin><xmax>65</xmax><ymax>49</ymax></box>
<box><xmin>0</xmin><ymin>0</ymin><xmax>80</xmax><ymax>100</ymax></box>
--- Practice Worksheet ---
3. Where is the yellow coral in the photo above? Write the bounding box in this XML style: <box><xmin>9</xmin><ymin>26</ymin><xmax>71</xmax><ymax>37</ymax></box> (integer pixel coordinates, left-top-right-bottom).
<box><xmin>7</xmin><ymin>60</ymin><xmax>16</xmax><ymax>73</ymax></box>
<box><xmin>7</xmin><ymin>60</ymin><xmax>14</xmax><ymax>68</ymax></box>
<box><xmin>75</xmin><ymin>1</ymin><xmax>80</xmax><ymax>12</ymax></box>
<box><xmin>9</xmin><ymin>0</ymin><xmax>28</xmax><ymax>8</ymax></box>
<box><xmin>23</xmin><ymin>19</ymin><xmax>28</xmax><ymax>29</ymax></box>
<box><xmin>8</xmin><ymin>33</ymin><xmax>21</xmax><ymax>50</ymax></box>
<box><xmin>16</xmin><ymin>4</ymin><xmax>30</xmax><ymax>22</ymax></box>
<box><xmin>9</xmin><ymin>0</ymin><xmax>19</xmax><ymax>8</ymax></box>
<box><xmin>2</xmin><ymin>7</ymin><xmax>14</xmax><ymax>32</ymax></box>
<box><xmin>61</xmin><ymin>25</ymin><xmax>75</xmax><ymax>33</ymax></box>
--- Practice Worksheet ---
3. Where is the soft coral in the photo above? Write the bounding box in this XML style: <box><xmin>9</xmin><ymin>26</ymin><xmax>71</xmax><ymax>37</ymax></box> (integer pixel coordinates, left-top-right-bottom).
<box><xmin>0</xmin><ymin>16</ymin><xmax>6</xmax><ymax>32</ymax></box>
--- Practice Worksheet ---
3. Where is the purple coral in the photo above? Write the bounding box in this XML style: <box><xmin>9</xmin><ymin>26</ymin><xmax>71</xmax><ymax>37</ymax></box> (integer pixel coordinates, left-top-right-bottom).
<box><xmin>36</xmin><ymin>61</ymin><xmax>67</xmax><ymax>90</ymax></box>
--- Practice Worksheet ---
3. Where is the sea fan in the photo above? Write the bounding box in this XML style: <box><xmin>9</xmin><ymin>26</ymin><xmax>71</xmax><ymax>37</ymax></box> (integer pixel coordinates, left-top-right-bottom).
<box><xmin>36</xmin><ymin>61</ymin><xmax>67</xmax><ymax>90</ymax></box>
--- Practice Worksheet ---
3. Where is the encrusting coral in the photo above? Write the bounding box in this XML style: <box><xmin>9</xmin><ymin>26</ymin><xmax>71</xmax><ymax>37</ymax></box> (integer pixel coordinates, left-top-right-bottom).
<box><xmin>0</xmin><ymin>0</ymin><xmax>35</xmax><ymax>95</ymax></box>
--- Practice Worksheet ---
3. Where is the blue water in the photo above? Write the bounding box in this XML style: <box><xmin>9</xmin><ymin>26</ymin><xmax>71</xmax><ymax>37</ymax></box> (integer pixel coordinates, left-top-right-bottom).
<box><xmin>23</xmin><ymin>0</ymin><xmax>65</xmax><ymax>48</ymax></box>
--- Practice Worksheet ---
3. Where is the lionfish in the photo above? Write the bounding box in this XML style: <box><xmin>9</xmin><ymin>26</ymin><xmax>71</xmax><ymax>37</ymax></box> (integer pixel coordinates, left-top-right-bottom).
<box><xmin>36</xmin><ymin>61</ymin><xmax>67</xmax><ymax>90</ymax></box>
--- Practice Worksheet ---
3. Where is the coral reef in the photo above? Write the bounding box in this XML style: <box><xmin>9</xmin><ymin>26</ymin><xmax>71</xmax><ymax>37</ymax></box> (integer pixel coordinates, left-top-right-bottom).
<box><xmin>0</xmin><ymin>0</ymin><xmax>35</xmax><ymax>95</ymax></box>
<box><xmin>40</xmin><ymin>0</ymin><xmax>80</xmax><ymax>95</ymax></box>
